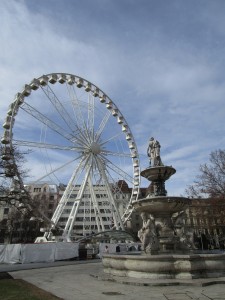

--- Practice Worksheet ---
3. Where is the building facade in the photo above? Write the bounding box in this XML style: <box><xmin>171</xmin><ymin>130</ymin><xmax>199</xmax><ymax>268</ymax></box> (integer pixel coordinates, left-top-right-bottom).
<box><xmin>185</xmin><ymin>197</ymin><xmax>225</xmax><ymax>249</ymax></box>
<box><xmin>0</xmin><ymin>182</ymin><xmax>59</xmax><ymax>243</ymax></box>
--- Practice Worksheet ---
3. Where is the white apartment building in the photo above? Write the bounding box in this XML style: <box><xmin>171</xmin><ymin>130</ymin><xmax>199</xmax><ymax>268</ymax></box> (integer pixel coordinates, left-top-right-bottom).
<box><xmin>56</xmin><ymin>181</ymin><xmax>131</xmax><ymax>240</ymax></box>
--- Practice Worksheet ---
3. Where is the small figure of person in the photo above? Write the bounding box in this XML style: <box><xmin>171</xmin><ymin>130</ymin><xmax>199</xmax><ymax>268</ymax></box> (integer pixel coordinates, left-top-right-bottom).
<box><xmin>104</xmin><ymin>245</ymin><xmax>109</xmax><ymax>253</ymax></box>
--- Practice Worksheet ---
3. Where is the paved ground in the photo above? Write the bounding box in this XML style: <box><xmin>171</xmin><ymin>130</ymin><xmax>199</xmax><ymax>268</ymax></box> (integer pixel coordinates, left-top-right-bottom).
<box><xmin>1</xmin><ymin>260</ymin><xmax>225</xmax><ymax>300</ymax></box>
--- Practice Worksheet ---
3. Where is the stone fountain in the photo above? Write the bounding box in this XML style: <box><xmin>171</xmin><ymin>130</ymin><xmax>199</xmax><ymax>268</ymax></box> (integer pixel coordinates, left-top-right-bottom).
<box><xmin>102</xmin><ymin>138</ymin><xmax>225</xmax><ymax>280</ymax></box>
<box><xmin>134</xmin><ymin>137</ymin><xmax>193</xmax><ymax>255</ymax></box>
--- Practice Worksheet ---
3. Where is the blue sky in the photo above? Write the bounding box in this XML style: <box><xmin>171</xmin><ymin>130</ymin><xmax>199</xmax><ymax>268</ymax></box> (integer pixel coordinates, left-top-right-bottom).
<box><xmin>0</xmin><ymin>0</ymin><xmax>225</xmax><ymax>195</ymax></box>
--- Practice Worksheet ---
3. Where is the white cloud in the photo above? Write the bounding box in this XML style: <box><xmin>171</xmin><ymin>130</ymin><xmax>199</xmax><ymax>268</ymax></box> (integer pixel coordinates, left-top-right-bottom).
<box><xmin>0</xmin><ymin>0</ymin><xmax>225</xmax><ymax>197</ymax></box>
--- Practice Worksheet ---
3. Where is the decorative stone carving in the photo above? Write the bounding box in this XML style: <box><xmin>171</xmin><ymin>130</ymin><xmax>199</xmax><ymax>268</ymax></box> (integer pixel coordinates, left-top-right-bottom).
<box><xmin>138</xmin><ymin>212</ymin><xmax>159</xmax><ymax>254</ymax></box>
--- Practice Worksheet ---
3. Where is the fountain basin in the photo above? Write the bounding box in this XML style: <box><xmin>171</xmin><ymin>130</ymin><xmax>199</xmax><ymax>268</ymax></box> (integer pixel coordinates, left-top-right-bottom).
<box><xmin>141</xmin><ymin>166</ymin><xmax>176</xmax><ymax>181</ymax></box>
<box><xmin>133</xmin><ymin>196</ymin><xmax>190</xmax><ymax>215</ymax></box>
<box><xmin>102</xmin><ymin>253</ymin><xmax>225</xmax><ymax>279</ymax></box>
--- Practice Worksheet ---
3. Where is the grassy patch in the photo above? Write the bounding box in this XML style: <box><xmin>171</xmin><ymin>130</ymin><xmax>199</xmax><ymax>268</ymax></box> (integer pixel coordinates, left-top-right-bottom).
<box><xmin>0</xmin><ymin>279</ymin><xmax>62</xmax><ymax>300</ymax></box>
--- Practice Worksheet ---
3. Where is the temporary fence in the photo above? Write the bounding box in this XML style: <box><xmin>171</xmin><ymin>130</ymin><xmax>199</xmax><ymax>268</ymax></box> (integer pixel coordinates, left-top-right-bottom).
<box><xmin>0</xmin><ymin>242</ymin><xmax>79</xmax><ymax>264</ymax></box>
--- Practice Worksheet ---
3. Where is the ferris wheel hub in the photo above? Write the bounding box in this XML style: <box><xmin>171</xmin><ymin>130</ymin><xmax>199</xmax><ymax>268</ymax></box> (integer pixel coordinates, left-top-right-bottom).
<box><xmin>90</xmin><ymin>142</ymin><xmax>101</xmax><ymax>154</ymax></box>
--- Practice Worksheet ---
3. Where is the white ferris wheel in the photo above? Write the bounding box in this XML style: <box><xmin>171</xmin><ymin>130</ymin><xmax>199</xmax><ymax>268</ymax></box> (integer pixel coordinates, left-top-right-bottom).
<box><xmin>1</xmin><ymin>73</ymin><xmax>141</xmax><ymax>241</ymax></box>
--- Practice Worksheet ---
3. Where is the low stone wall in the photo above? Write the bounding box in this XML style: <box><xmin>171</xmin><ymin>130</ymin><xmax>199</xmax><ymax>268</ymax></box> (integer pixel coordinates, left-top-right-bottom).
<box><xmin>102</xmin><ymin>253</ymin><xmax>225</xmax><ymax>279</ymax></box>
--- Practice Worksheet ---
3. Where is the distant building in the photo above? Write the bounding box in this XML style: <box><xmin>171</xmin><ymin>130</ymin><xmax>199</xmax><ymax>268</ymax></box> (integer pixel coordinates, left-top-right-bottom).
<box><xmin>25</xmin><ymin>182</ymin><xmax>59</xmax><ymax>219</ymax></box>
<box><xmin>0</xmin><ymin>182</ymin><xmax>59</xmax><ymax>243</ymax></box>
<box><xmin>186</xmin><ymin>197</ymin><xmax>225</xmax><ymax>248</ymax></box>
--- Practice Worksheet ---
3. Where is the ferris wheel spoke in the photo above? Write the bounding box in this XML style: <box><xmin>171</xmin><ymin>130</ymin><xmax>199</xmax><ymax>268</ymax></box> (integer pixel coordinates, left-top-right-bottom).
<box><xmin>66</xmin><ymin>84</ymin><xmax>92</xmax><ymax>143</ymax></box>
<box><xmin>100</xmin><ymin>154</ymin><xmax>134</xmax><ymax>184</ymax></box>
<box><xmin>33</xmin><ymin>155</ymin><xmax>83</xmax><ymax>183</ymax></box>
<box><xmin>101</xmin><ymin>150</ymin><xmax>131</xmax><ymax>158</ymax></box>
<box><xmin>87</xmin><ymin>94</ymin><xmax>95</xmax><ymax>139</ymax></box>
<box><xmin>104</xmin><ymin>168</ymin><xmax>128</xmax><ymax>205</ymax></box>
<box><xmin>95</xmin><ymin>110</ymin><xmax>111</xmax><ymax>142</ymax></box>
<box><xmin>13</xmin><ymin>139</ymin><xmax>84</xmax><ymax>152</ymax></box>
<box><xmin>99</xmin><ymin>132</ymin><xmax>124</xmax><ymax>146</ymax></box>
<box><xmin>21</xmin><ymin>102</ymin><xmax>74</xmax><ymax>142</ymax></box>
<box><xmin>40</xmin><ymin>84</ymin><xmax>78</xmax><ymax>133</ymax></box>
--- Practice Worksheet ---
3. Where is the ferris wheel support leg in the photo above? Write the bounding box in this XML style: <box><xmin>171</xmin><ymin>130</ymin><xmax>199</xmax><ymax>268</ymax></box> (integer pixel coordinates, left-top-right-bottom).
<box><xmin>44</xmin><ymin>156</ymin><xmax>87</xmax><ymax>240</ymax></box>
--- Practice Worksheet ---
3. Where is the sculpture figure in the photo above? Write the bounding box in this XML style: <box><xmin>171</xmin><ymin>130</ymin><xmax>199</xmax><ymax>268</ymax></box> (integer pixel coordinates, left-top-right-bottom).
<box><xmin>138</xmin><ymin>212</ymin><xmax>159</xmax><ymax>253</ymax></box>
<box><xmin>173</xmin><ymin>211</ymin><xmax>197</xmax><ymax>250</ymax></box>
<box><xmin>147</xmin><ymin>137</ymin><xmax>163</xmax><ymax>166</ymax></box>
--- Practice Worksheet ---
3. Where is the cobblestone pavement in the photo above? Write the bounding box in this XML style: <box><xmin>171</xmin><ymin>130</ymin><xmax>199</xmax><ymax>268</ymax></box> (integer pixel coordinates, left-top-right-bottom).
<box><xmin>5</xmin><ymin>261</ymin><xmax>225</xmax><ymax>300</ymax></box>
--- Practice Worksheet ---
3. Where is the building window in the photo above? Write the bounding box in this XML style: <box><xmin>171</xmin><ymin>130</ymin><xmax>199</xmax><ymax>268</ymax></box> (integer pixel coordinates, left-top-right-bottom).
<box><xmin>59</xmin><ymin>217</ymin><xmax>68</xmax><ymax>222</ymax></box>
<box><xmin>3</xmin><ymin>208</ymin><xmax>9</xmax><ymax>215</ymax></box>
<box><xmin>69</xmin><ymin>194</ymin><xmax>77</xmax><ymax>198</ymax></box>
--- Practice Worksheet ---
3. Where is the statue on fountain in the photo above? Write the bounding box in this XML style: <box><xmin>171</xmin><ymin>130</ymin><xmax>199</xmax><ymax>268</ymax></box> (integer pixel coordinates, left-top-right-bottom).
<box><xmin>138</xmin><ymin>212</ymin><xmax>160</xmax><ymax>254</ymax></box>
<box><xmin>173</xmin><ymin>211</ymin><xmax>197</xmax><ymax>250</ymax></box>
<box><xmin>147</xmin><ymin>137</ymin><xmax>163</xmax><ymax>167</ymax></box>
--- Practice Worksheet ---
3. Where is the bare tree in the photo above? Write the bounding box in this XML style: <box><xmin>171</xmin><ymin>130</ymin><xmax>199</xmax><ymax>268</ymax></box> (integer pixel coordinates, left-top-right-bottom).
<box><xmin>186</xmin><ymin>149</ymin><xmax>225</xmax><ymax>198</ymax></box>
<box><xmin>0</xmin><ymin>145</ymin><xmax>31</xmax><ymax>203</ymax></box>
